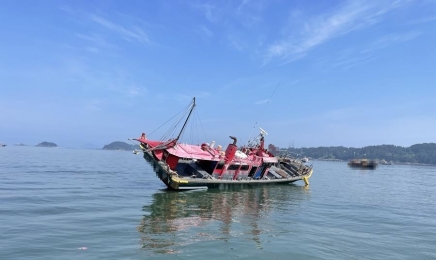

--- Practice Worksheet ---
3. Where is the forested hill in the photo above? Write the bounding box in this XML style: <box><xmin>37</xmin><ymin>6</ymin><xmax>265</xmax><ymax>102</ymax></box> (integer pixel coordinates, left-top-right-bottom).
<box><xmin>102</xmin><ymin>141</ymin><xmax>139</xmax><ymax>151</ymax></box>
<box><xmin>36</xmin><ymin>141</ymin><xmax>57</xmax><ymax>147</ymax></box>
<box><xmin>286</xmin><ymin>143</ymin><xmax>436</xmax><ymax>165</ymax></box>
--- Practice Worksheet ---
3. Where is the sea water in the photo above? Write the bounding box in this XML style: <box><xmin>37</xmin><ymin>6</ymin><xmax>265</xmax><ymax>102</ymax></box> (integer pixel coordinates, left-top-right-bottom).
<box><xmin>1</xmin><ymin>146</ymin><xmax>435</xmax><ymax>259</ymax></box>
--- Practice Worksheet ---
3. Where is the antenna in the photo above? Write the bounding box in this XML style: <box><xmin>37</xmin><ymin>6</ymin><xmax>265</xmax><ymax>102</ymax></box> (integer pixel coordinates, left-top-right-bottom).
<box><xmin>259</xmin><ymin>127</ymin><xmax>268</xmax><ymax>136</ymax></box>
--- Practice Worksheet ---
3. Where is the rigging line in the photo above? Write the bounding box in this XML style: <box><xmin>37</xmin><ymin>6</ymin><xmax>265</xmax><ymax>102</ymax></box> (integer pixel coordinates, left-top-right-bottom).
<box><xmin>175</xmin><ymin>98</ymin><xmax>196</xmax><ymax>142</ymax></box>
<box><xmin>179</xmin><ymin>113</ymin><xmax>194</xmax><ymax>145</ymax></box>
<box><xmin>197</xmin><ymin>114</ymin><xmax>202</xmax><ymax>145</ymax></box>
<box><xmin>187</xmin><ymin>111</ymin><xmax>194</xmax><ymax>145</ymax></box>
<box><xmin>192</xmin><ymin>112</ymin><xmax>196</xmax><ymax>145</ymax></box>
<box><xmin>245</xmin><ymin>80</ymin><xmax>281</xmax><ymax>146</ymax></box>
<box><xmin>194</xmin><ymin>111</ymin><xmax>198</xmax><ymax>145</ymax></box>
<box><xmin>163</xmin><ymin>114</ymin><xmax>184</xmax><ymax>141</ymax></box>
<box><xmin>197</xmin><ymin>111</ymin><xmax>200</xmax><ymax>144</ymax></box>
<box><xmin>191</xmin><ymin>110</ymin><xmax>197</xmax><ymax>144</ymax></box>
<box><xmin>189</xmin><ymin>114</ymin><xmax>194</xmax><ymax>144</ymax></box>
<box><xmin>245</xmin><ymin>121</ymin><xmax>258</xmax><ymax>147</ymax></box>
<box><xmin>161</xmin><ymin>100</ymin><xmax>193</xmax><ymax>141</ymax></box>
<box><xmin>189</xmin><ymin>111</ymin><xmax>193</xmax><ymax>145</ymax></box>
<box><xmin>266</xmin><ymin>80</ymin><xmax>281</xmax><ymax>104</ymax></box>
<box><xmin>160</xmin><ymin>104</ymin><xmax>191</xmax><ymax>139</ymax></box>
<box><xmin>193</xmin><ymin>111</ymin><xmax>198</xmax><ymax>145</ymax></box>
<box><xmin>171</xmin><ymin>103</ymin><xmax>192</xmax><ymax>140</ymax></box>
<box><xmin>147</xmin><ymin>101</ymin><xmax>192</xmax><ymax>138</ymax></box>
<box><xmin>195</xmin><ymin>109</ymin><xmax>208</xmax><ymax>144</ymax></box>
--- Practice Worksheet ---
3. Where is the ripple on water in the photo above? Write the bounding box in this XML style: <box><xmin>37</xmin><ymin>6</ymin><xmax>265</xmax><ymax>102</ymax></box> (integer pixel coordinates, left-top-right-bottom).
<box><xmin>0</xmin><ymin>148</ymin><xmax>435</xmax><ymax>259</ymax></box>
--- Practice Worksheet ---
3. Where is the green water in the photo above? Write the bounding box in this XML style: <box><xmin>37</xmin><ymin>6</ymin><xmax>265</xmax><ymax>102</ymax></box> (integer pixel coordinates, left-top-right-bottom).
<box><xmin>1</xmin><ymin>146</ymin><xmax>435</xmax><ymax>259</ymax></box>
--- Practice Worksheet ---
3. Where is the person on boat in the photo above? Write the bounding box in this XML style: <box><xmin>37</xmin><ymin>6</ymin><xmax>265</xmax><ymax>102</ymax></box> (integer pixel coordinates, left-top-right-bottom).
<box><xmin>140</xmin><ymin>133</ymin><xmax>146</xmax><ymax>140</ymax></box>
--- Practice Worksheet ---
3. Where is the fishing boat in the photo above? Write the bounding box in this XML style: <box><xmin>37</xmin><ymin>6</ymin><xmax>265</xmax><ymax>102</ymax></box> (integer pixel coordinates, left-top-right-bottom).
<box><xmin>134</xmin><ymin>97</ymin><xmax>313</xmax><ymax>190</ymax></box>
<box><xmin>347</xmin><ymin>159</ymin><xmax>378</xmax><ymax>169</ymax></box>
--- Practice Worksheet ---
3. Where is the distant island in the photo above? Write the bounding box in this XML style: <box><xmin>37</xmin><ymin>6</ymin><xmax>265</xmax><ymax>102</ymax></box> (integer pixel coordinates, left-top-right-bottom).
<box><xmin>281</xmin><ymin>143</ymin><xmax>436</xmax><ymax>165</ymax></box>
<box><xmin>36</xmin><ymin>141</ymin><xmax>58</xmax><ymax>147</ymax></box>
<box><xmin>103</xmin><ymin>141</ymin><xmax>139</xmax><ymax>151</ymax></box>
<box><xmin>100</xmin><ymin>140</ymin><xmax>436</xmax><ymax>164</ymax></box>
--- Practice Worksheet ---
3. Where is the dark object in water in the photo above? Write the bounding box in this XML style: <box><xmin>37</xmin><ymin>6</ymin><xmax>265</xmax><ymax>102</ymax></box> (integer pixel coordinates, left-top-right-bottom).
<box><xmin>348</xmin><ymin>159</ymin><xmax>378</xmax><ymax>169</ymax></box>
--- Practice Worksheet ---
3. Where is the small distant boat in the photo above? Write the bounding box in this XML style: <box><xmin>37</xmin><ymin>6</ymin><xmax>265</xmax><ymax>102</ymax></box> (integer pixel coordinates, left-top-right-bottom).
<box><xmin>348</xmin><ymin>159</ymin><xmax>378</xmax><ymax>169</ymax></box>
<box><xmin>0</xmin><ymin>143</ymin><xmax>6</xmax><ymax>147</ymax></box>
<box><xmin>301</xmin><ymin>157</ymin><xmax>309</xmax><ymax>163</ymax></box>
<box><xmin>379</xmin><ymin>159</ymin><xmax>392</xmax><ymax>165</ymax></box>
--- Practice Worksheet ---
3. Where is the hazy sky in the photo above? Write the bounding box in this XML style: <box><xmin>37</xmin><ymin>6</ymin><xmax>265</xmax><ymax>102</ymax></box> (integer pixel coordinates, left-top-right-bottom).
<box><xmin>1</xmin><ymin>0</ymin><xmax>435</xmax><ymax>148</ymax></box>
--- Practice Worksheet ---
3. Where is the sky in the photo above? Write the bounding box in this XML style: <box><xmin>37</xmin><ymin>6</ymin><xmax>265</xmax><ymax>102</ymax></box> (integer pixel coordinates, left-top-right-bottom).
<box><xmin>0</xmin><ymin>0</ymin><xmax>435</xmax><ymax>149</ymax></box>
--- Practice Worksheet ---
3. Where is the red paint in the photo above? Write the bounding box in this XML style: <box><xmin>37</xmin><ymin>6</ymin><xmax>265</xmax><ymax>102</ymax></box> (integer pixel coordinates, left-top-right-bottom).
<box><xmin>136</xmin><ymin>129</ymin><xmax>279</xmax><ymax>179</ymax></box>
<box><xmin>166</xmin><ymin>154</ymin><xmax>179</xmax><ymax>170</ymax></box>
<box><xmin>225</xmin><ymin>144</ymin><xmax>237</xmax><ymax>163</ymax></box>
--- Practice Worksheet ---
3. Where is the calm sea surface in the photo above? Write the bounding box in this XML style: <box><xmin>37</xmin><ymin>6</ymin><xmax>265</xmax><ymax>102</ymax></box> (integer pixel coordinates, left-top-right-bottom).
<box><xmin>1</xmin><ymin>146</ymin><xmax>435</xmax><ymax>260</ymax></box>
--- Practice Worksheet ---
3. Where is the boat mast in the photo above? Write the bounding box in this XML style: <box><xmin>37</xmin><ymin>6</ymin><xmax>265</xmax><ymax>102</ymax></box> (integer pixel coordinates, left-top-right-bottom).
<box><xmin>175</xmin><ymin>97</ymin><xmax>196</xmax><ymax>142</ymax></box>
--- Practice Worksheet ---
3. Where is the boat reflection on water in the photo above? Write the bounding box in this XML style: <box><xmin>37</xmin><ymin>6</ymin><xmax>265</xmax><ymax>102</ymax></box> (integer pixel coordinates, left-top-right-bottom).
<box><xmin>137</xmin><ymin>185</ymin><xmax>310</xmax><ymax>254</ymax></box>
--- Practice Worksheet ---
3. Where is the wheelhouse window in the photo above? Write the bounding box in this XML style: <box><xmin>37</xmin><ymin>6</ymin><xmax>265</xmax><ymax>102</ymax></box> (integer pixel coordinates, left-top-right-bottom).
<box><xmin>228</xmin><ymin>164</ymin><xmax>240</xmax><ymax>171</ymax></box>
<box><xmin>216</xmin><ymin>162</ymin><xmax>225</xmax><ymax>170</ymax></box>
<box><xmin>240</xmin><ymin>165</ymin><xmax>249</xmax><ymax>171</ymax></box>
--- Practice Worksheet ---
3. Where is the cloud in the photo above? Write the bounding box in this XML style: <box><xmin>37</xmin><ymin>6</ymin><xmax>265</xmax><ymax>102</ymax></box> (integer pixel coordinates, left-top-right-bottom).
<box><xmin>329</xmin><ymin>54</ymin><xmax>375</xmax><ymax>70</ymax></box>
<box><xmin>83</xmin><ymin>99</ymin><xmax>106</xmax><ymax>111</ymax></box>
<box><xmin>200</xmin><ymin>26</ymin><xmax>214</xmax><ymax>37</ymax></box>
<box><xmin>362</xmin><ymin>31</ymin><xmax>422</xmax><ymax>53</ymax></box>
<box><xmin>197</xmin><ymin>92</ymin><xmax>211</xmax><ymax>98</ymax></box>
<box><xmin>227</xmin><ymin>35</ymin><xmax>245</xmax><ymax>51</ymax></box>
<box><xmin>314</xmin><ymin>29</ymin><xmax>420</xmax><ymax>71</ymax></box>
<box><xmin>59</xmin><ymin>5</ymin><xmax>76</xmax><ymax>15</ymax></box>
<box><xmin>255</xmin><ymin>98</ymin><xmax>269</xmax><ymax>105</ymax></box>
<box><xmin>265</xmin><ymin>0</ymin><xmax>413</xmax><ymax>64</ymax></box>
<box><xmin>192</xmin><ymin>3</ymin><xmax>217</xmax><ymax>23</ymax></box>
<box><xmin>84</xmin><ymin>46</ymin><xmax>100</xmax><ymax>53</ymax></box>
<box><xmin>155</xmin><ymin>92</ymin><xmax>210</xmax><ymax>104</ymax></box>
<box><xmin>177</xmin><ymin>91</ymin><xmax>210</xmax><ymax>100</ymax></box>
<box><xmin>277</xmin><ymin>53</ymin><xmax>307</xmax><ymax>66</ymax></box>
<box><xmin>237</xmin><ymin>0</ymin><xmax>252</xmax><ymax>11</ymax></box>
<box><xmin>235</xmin><ymin>0</ymin><xmax>266</xmax><ymax>28</ymax></box>
<box><xmin>407</xmin><ymin>16</ymin><xmax>436</xmax><ymax>25</ymax></box>
<box><xmin>76</xmin><ymin>33</ymin><xmax>114</xmax><ymax>48</ymax></box>
<box><xmin>127</xmin><ymin>86</ymin><xmax>147</xmax><ymax>97</ymax></box>
<box><xmin>60</xmin><ymin>7</ymin><xmax>150</xmax><ymax>44</ymax></box>
<box><xmin>90</xmin><ymin>14</ymin><xmax>150</xmax><ymax>44</ymax></box>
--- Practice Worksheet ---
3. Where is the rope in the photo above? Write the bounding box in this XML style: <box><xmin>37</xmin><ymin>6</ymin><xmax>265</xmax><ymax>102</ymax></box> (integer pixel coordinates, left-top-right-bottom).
<box><xmin>147</xmin><ymin>101</ymin><xmax>191</xmax><ymax>139</ymax></box>
<box><xmin>244</xmin><ymin>81</ymin><xmax>281</xmax><ymax>146</ymax></box>
<box><xmin>195</xmin><ymin>110</ymin><xmax>208</xmax><ymax>144</ymax></box>
<box><xmin>139</xmin><ymin>98</ymin><xmax>206</xmax><ymax>155</ymax></box>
